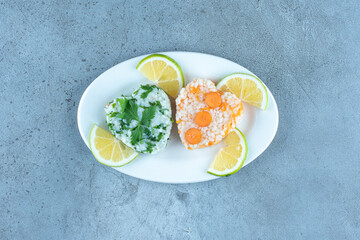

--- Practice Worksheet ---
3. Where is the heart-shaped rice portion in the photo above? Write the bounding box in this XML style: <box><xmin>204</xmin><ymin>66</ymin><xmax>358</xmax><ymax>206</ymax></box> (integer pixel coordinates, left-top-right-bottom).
<box><xmin>105</xmin><ymin>85</ymin><xmax>172</xmax><ymax>154</ymax></box>
<box><xmin>176</xmin><ymin>79</ymin><xmax>244</xmax><ymax>150</ymax></box>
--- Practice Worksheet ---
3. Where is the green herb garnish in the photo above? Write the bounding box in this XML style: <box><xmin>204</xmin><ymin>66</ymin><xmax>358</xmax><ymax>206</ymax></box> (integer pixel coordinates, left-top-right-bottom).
<box><xmin>156</xmin><ymin>133</ymin><xmax>164</xmax><ymax>141</ymax></box>
<box><xmin>159</xmin><ymin>109</ymin><xmax>169</xmax><ymax>115</ymax></box>
<box><xmin>108</xmin><ymin>123</ymin><xmax>114</xmax><ymax>132</ymax></box>
<box><xmin>108</xmin><ymin>112</ymin><xmax>119</xmax><ymax>118</ymax></box>
<box><xmin>131</xmin><ymin>125</ymin><xmax>143</xmax><ymax>145</ymax></box>
<box><xmin>117</xmin><ymin>98</ymin><xmax>128</xmax><ymax>111</ymax></box>
<box><xmin>123</xmin><ymin>99</ymin><xmax>139</xmax><ymax>122</ymax></box>
<box><xmin>146</xmin><ymin>142</ymin><xmax>155</xmax><ymax>153</ymax></box>
<box><xmin>153</xmin><ymin>124</ymin><xmax>165</xmax><ymax>129</ymax></box>
<box><xmin>140</xmin><ymin>85</ymin><xmax>155</xmax><ymax>99</ymax></box>
<box><xmin>144</xmin><ymin>127</ymin><xmax>151</xmax><ymax>136</ymax></box>
<box><xmin>141</xmin><ymin>105</ymin><xmax>157</xmax><ymax>127</ymax></box>
<box><xmin>150</xmin><ymin>101</ymin><xmax>162</xmax><ymax>108</ymax></box>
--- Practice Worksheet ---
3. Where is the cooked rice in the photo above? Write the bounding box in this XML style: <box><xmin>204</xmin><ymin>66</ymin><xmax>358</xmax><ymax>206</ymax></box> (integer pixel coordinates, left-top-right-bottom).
<box><xmin>175</xmin><ymin>78</ymin><xmax>243</xmax><ymax>150</ymax></box>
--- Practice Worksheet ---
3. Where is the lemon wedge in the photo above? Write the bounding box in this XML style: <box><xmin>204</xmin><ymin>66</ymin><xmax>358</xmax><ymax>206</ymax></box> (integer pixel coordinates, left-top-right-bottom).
<box><xmin>207</xmin><ymin>128</ymin><xmax>247</xmax><ymax>176</ymax></box>
<box><xmin>89</xmin><ymin>124</ymin><xmax>138</xmax><ymax>167</ymax></box>
<box><xmin>217</xmin><ymin>73</ymin><xmax>268</xmax><ymax>110</ymax></box>
<box><xmin>136</xmin><ymin>54</ymin><xmax>184</xmax><ymax>97</ymax></box>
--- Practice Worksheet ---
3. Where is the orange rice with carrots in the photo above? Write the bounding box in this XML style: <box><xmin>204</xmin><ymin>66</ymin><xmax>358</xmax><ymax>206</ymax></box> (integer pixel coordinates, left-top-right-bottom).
<box><xmin>175</xmin><ymin>78</ymin><xmax>244</xmax><ymax>150</ymax></box>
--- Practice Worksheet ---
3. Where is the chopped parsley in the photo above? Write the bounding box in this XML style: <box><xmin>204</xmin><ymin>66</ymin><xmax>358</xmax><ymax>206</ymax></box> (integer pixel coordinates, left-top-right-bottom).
<box><xmin>105</xmin><ymin>84</ymin><xmax>172</xmax><ymax>154</ymax></box>
<box><xmin>156</xmin><ymin>133</ymin><xmax>164</xmax><ymax>141</ymax></box>
<box><xmin>159</xmin><ymin>109</ymin><xmax>169</xmax><ymax>115</ymax></box>
<box><xmin>107</xmin><ymin>123</ymin><xmax>114</xmax><ymax>132</ymax></box>
<box><xmin>150</xmin><ymin>101</ymin><xmax>162</xmax><ymax>108</ymax></box>
<box><xmin>140</xmin><ymin>85</ymin><xmax>156</xmax><ymax>99</ymax></box>
<box><xmin>141</xmin><ymin>105</ymin><xmax>157</xmax><ymax>127</ymax></box>
<box><xmin>108</xmin><ymin>112</ymin><xmax>118</xmax><ymax>118</ymax></box>
<box><xmin>123</xmin><ymin>99</ymin><xmax>139</xmax><ymax>122</ymax></box>
<box><xmin>117</xmin><ymin>98</ymin><xmax>128</xmax><ymax>111</ymax></box>
<box><xmin>113</xmin><ymin>97</ymin><xmax>158</xmax><ymax>145</ymax></box>
<box><xmin>146</xmin><ymin>142</ymin><xmax>155</xmax><ymax>153</ymax></box>
<box><xmin>131</xmin><ymin>125</ymin><xmax>143</xmax><ymax>145</ymax></box>
<box><xmin>144</xmin><ymin>127</ymin><xmax>152</xmax><ymax>136</ymax></box>
<box><xmin>153</xmin><ymin>124</ymin><xmax>165</xmax><ymax>129</ymax></box>
<box><xmin>130</xmin><ymin>104</ymin><xmax>158</xmax><ymax>142</ymax></box>
<box><xmin>133</xmin><ymin>89</ymin><xmax>139</xmax><ymax>94</ymax></box>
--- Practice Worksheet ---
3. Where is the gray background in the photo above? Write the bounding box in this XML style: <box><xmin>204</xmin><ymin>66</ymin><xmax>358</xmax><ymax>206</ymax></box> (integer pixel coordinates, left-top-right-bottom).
<box><xmin>1</xmin><ymin>0</ymin><xmax>359</xmax><ymax>239</ymax></box>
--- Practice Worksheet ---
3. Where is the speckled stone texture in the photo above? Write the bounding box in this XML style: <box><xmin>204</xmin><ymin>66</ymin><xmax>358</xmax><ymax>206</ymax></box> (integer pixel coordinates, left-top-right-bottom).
<box><xmin>0</xmin><ymin>0</ymin><xmax>359</xmax><ymax>239</ymax></box>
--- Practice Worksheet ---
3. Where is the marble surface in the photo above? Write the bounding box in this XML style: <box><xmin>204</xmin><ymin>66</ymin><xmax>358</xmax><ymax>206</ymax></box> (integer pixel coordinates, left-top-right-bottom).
<box><xmin>0</xmin><ymin>0</ymin><xmax>359</xmax><ymax>239</ymax></box>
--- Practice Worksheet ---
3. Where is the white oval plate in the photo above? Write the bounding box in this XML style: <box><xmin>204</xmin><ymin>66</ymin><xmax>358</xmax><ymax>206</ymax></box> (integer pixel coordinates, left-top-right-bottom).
<box><xmin>78</xmin><ymin>52</ymin><xmax>279</xmax><ymax>184</ymax></box>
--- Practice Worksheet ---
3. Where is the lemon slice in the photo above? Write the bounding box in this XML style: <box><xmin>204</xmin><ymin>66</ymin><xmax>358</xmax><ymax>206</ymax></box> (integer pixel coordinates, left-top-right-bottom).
<box><xmin>136</xmin><ymin>54</ymin><xmax>184</xmax><ymax>97</ymax></box>
<box><xmin>207</xmin><ymin>128</ymin><xmax>248</xmax><ymax>176</ymax></box>
<box><xmin>89</xmin><ymin>124</ymin><xmax>138</xmax><ymax>167</ymax></box>
<box><xmin>217</xmin><ymin>73</ymin><xmax>268</xmax><ymax>110</ymax></box>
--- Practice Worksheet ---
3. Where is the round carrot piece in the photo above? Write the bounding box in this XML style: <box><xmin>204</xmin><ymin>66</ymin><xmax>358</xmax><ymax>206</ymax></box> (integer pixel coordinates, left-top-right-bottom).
<box><xmin>195</xmin><ymin>111</ymin><xmax>212</xmax><ymax>127</ymax></box>
<box><xmin>205</xmin><ymin>92</ymin><xmax>222</xmax><ymax>108</ymax></box>
<box><xmin>185</xmin><ymin>128</ymin><xmax>202</xmax><ymax>144</ymax></box>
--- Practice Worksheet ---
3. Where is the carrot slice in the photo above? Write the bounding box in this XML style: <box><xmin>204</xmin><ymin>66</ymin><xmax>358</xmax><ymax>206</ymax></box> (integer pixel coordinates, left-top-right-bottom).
<box><xmin>185</xmin><ymin>128</ymin><xmax>202</xmax><ymax>144</ymax></box>
<box><xmin>205</xmin><ymin>92</ymin><xmax>222</xmax><ymax>108</ymax></box>
<box><xmin>195</xmin><ymin>111</ymin><xmax>212</xmax><ymax>127</ymax></box>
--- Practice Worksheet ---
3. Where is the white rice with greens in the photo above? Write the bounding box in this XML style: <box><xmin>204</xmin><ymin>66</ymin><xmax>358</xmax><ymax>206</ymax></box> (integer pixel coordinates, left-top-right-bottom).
<box><xmin>105</xmin><ymin>84</ymin><xmax>172</xmax><ymax>154</ymax></box>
